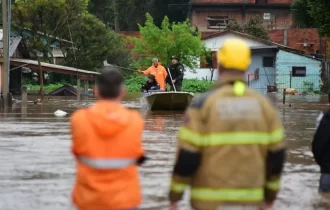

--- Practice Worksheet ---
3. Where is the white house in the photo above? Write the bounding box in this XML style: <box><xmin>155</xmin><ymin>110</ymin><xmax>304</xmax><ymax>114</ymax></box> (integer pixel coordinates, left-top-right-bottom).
<box><xmin>185</xmin><ymin>30</ymin><xmax>322</xmax><ymax>93</ymax></box>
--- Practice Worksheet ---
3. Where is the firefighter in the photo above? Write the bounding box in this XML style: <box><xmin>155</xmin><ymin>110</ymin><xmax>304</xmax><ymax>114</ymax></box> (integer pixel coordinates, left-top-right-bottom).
<box><xmin>166</xmin><ymin>56</ymin><xmax>184</xmax><ymax>91</ymax></box>
<box><xmin>70</xmin><ymin>68</ymin><xmax>146</xmax><ymax>210</ymax></box>
<box><xmin>168</xmin><ymin>38</ymin><xmax>286</xmax><ymax>210</ymax></box>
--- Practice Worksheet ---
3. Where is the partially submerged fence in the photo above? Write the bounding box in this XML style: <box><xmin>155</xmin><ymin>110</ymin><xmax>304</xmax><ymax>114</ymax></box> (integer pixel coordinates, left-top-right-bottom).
<box><xmin>247</xmin><ymin>73</ymin><xmax>321</xmax><ymax>94</ymax></box>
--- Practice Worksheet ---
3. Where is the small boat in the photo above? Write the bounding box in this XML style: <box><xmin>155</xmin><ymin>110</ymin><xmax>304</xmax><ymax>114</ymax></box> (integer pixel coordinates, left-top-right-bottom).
<box><xmin>143</xmin><ymin>90</ymin><xmax>194</xmax><ymax>111</ymax></box>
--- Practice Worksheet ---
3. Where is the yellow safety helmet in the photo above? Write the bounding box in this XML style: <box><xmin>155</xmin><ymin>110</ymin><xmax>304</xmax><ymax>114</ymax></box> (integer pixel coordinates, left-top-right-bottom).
<box><xmin>217</xmin><ymin>38</ymin><xmax>251</xmax><ymax>71</ymax></box>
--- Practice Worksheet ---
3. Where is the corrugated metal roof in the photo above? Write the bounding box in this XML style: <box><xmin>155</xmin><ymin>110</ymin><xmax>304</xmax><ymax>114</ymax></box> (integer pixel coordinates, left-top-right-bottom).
<box><xmin>0</xmin><ymin>29</ymin><xmax>22</xmax><ymax>57</ymax></box>
<box><xmin>11</xmin><ymin>58</ymin><xmax>100</xmax><ymax>76</ymax></box>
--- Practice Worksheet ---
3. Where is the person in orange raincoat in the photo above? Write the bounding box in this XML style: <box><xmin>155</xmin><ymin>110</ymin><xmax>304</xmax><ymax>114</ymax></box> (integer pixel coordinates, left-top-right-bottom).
<box><xmin>139</xmin><ymin>58</ymin><xmax>168</xmax><ymax>90</ymax></box>
<box><xmin>70</xmin><ymin>68</ymin><xmax>146</xmax><ymax>210</ymax></box>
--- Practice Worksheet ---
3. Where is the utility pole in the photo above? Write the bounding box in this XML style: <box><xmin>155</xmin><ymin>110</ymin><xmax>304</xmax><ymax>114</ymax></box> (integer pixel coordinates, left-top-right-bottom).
<box><xmin>2</xmin><ymin>0</ymin><xmax>10</xmax><ymax>108</ymax></box>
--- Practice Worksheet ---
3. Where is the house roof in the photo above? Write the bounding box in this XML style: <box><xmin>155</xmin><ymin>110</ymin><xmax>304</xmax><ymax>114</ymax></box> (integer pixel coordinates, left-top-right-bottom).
<box><xmin>202</xmin><ymin>30</ymin><xmax>304</xmax><ymax>54</ymax></box>
<box><xmin>10</xmin><ymin>58</ymin><xmax>99</xmax><ymax>80</ymax></box>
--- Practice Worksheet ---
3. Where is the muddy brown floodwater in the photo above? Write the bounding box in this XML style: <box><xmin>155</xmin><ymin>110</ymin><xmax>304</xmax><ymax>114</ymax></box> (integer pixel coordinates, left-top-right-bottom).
<box><xmin>1</xmin><ymin>93</ymin><xmax>330</xmax><ymax>210</ymax></box>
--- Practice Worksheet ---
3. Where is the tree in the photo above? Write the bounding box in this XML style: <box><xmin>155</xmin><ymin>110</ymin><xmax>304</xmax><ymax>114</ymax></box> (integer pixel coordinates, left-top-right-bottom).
<box><xmin>291</xmin><ymin>0</ymin><xmax>330</xmax><ymax>36</ymax></box>
<box><xmin>291</xmin><ymin>0</ymin><xmax>314</xmax><ymax>28</ymax></box>
<box><xmin>12</xmin><ymin>0</ymin><xmax>88</xmax><ymax>62</ymax></box>
<box><xmin>61</xmin><ymin>13</ymin><xmax>129</xmax><ymax>71</ymax></box>
<box><xmin>88</xmin><ymin>0</ymin><xmax>153</xmax><ymax>31</ymax></box>
<box><xmin>226</xmin><ymin>20</ymin><xmax>243</xmax><ymax>32</ymax></box>
<box><xmin>88</xmin><ymin>0</ymin><xmax>190</xmax><ymax>31</ymax></box>
<box><xmin>131</xmin><ymin>13</ymin><xmax>204</xmax><ymax>70</ymax></box>
<box><xmin>226</xmin><ymin>17</ymin><xmax>270</xmax><ymax>40</ymax></box>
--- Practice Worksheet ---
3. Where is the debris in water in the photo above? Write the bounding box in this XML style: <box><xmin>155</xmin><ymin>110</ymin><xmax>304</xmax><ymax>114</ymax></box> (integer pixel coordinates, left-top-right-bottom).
<box><xmin>54</xmin><ymin>109</ymin><xmax>67</xmax><ymax>117</ymax></box>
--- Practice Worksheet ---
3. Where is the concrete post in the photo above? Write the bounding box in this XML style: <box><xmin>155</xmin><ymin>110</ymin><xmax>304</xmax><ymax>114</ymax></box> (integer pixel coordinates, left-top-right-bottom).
<box><xmin>21</xmin><ymin>85</ymin><xmax>27</xmax><ymax>119</ymax></box>
<box><xmin>77</xmin><ymin>78</ymin><xmax>81</xmax><ymax>101</ymax></box>
<box><xmin>21</xmin><ymin>85</ymin><xmax>27</xmax><ymax>107</ymax></box>
<box><xmin>84</xmin><ymin>80</ymin><xmax>89</xmax><ymax>96</ymax></box>
<box><xmin>2</xmin><ymin>0</ymin><xmax>10</xmax><ymax>109</ymax></box>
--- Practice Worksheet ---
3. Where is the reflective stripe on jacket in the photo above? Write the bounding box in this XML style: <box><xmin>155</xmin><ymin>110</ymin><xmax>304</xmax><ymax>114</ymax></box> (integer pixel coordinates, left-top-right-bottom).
<box><xmin>71</xmin><ymin>101</ymin><xmax>144</xmax><ymax>210</ymax></box>
<box><xmin>169</xmin><ymin>75</ymin><xmax>285</xmax><ymax>210</ymax></box>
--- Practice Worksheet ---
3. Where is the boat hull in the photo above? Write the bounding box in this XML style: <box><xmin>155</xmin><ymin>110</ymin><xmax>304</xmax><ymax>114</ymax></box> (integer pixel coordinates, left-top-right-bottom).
<box><xmin>143</xmin><ymin>92</ymin><xmax>194</xmax><ymax>111</ymax></box>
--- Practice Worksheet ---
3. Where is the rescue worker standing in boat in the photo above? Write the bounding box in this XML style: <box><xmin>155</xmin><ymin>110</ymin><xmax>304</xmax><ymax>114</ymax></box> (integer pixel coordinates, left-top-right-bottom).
<box><xmin>169</xmin><ymin>39</ymin><xmax>285</xmax><ymax>210</ymax></box>
<box><xmin>139</xmin><ymin>58</ymin><xmax>168</xmax><ymax>91</ymax></box>
<box><xmin>70</xmin><ymin>68</ymin><xmax>146</xmax><ymax>210</ymax></box>
<box><xmin>166</xmin><ymin>56</ymin><xmax>184</xmax><ymax>91</ymax></box>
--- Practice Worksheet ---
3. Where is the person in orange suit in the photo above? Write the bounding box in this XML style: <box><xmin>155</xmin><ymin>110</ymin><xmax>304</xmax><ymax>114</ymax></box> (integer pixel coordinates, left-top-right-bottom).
<box><xmin>139</xmin><ymin>58</ymin><xmax>168</xmax><ymax>90</ymax></box>
<box><xmin>70</xmin><ymin>68</ymin><xmax>146</xmax><ymax>210</ymax></box>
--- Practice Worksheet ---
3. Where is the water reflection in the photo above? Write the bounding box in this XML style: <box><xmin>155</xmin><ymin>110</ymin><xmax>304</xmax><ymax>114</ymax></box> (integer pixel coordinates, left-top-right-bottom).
<box><xmin>0</xmin><ymin>94</ymin><xmax>330</xmax><ymax>209</ymax></box>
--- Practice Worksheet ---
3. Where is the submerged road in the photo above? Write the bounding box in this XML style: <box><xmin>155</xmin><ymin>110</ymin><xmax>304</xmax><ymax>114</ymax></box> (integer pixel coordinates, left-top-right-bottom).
<box><xmin>0</xmin><ymin>94</ymin><xmax>330</xmax><ymax>210</ymax></box>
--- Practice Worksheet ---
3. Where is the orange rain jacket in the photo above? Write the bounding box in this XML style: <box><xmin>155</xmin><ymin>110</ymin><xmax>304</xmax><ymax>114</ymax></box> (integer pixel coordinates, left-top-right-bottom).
<box><xmin>70</xmin><ymin>101</ymin><xmax>145</xmax><ymax>210</ymax></box>
<box><xmin>142</xmin><ymin>63</ymin><xmax>168</xmax><ymax>90</ymax></box>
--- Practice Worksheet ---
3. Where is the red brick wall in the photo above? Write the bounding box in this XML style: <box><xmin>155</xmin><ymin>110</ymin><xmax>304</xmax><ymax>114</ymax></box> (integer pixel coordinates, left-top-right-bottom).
<box><xmin>192</xmin><ymin>9</ymin><xmax>293</xmax><ymax>31</ymax></box>
<box><xmin>192</xmin><ymin>9</ymin><xmax>243</xmax><ymax>31</ymax></box>
<box><xmin>268</xmin><ymin>28</ymin><xmax>328</xmax><ymax>56</ymax></box>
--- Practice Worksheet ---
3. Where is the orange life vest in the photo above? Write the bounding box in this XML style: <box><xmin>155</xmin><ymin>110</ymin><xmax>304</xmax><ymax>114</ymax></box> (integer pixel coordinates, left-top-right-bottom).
<box><xmin>142</xmin><ymin>64</ymin><xmax>168</xmax><ymax>90</ymax></box>
<box><xmin>70</xmin><ymin>101</ymin><xmax>144</xmax><ymax>210</ymax></box>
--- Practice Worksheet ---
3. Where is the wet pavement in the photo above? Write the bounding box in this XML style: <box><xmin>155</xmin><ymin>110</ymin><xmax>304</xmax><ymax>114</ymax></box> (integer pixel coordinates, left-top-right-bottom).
<box><xmin>1</xmin><ymin>93</ymin><xmax>330</xmax><ymax>210</ymax></box>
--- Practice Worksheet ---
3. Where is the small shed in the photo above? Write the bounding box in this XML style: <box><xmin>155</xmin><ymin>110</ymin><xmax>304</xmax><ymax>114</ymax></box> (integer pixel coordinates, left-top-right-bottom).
<box><xmin>48</xmin><ymin>85</ymin><xmax>77</xmax><ymax>96</ymax></box>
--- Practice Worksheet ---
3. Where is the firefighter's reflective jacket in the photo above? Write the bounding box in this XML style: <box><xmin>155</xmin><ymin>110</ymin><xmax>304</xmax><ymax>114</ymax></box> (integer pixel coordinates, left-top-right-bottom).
<box><xmin>169</xmin><ymin>76</ymin><xmax>285</xmax><ymax>210</ymax></box>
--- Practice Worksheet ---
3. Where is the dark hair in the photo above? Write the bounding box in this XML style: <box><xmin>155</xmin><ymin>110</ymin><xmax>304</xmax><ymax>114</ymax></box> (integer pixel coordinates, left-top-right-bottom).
<box><xmin>96</xmin><ymin>67</ymin><xmax>124</xmax><ymax>99</ymax></box>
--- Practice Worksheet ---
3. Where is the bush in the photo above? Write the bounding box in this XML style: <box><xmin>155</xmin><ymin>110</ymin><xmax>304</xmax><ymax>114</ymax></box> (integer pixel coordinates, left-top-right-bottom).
<box><xmin>123</xmin><ymin>75</ymin><xmax>214</xmax><ymax>93</ymax></box>
<box><xmin>182</xmin><ymin>79</ymin><xmax>214</xmax><ymax>93</ymax></box>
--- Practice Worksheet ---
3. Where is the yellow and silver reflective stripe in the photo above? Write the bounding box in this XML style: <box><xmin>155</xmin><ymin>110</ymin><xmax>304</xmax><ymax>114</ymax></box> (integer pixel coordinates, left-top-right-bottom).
<box><xmin>177</xmin><ymin>127</ymin><xmax>202</xmax><ymax>146</ymax></box>
<box><xmin>170</xmin><ymin>180</ymin><xmax>188</xmax><ymax>193</ymax></box>
<box><xmin>78</xmin><ymin>156</ymin><xmax>136</xmax><ymax>169</ymax></box>
<box><xmin>269</xmin><ymin>128</ymin><xmax>285</xmax><ymax>144</ymax></box>
<box><xmin>191</xmin><ymin>188</ymin><xmax>263</xmax><ymax>201</ymax></box>
<box><xmin>266</xmin><ymin>180</ymin><xmax>280</xmax><ymax>191</ymax></box>
<box><xmin>178</xmin><ymin>127</ymin><xmax>284</xmax><ymax>147</ymax></box>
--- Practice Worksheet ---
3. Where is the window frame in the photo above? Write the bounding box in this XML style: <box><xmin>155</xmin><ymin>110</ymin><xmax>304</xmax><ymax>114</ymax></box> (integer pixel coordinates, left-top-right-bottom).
<box><xmin>206</xmin><ymin>16</ymin><xmax>229</xmax><ymax>30</ymax></box>
<box><xmin>292</xmin><ymin>66</ymin><xmax>307</xmax><ymax>77</ymax></box>
<box><xmin>262</xmin><ymin>56</ymin><xmax>275</xmax><ymax>68</ymax></box>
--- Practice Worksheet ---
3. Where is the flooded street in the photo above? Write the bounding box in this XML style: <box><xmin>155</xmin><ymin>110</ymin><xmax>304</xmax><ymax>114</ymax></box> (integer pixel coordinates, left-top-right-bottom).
<box><xmin>1</xmin><ymin>93</ymin><xmax>330</xmax><ymax>210</ymax></box>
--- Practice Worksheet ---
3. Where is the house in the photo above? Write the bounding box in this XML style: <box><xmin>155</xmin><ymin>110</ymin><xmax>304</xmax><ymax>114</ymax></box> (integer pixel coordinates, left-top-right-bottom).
<box><xmin>169</xmin><ymin>0</ymin><xmax>329</xmax><ymax>59</ymax></box>
<box><xmin>0</xmin><ymin>30</ymin><xmax>99</xmax><ymax>96</ymax></box>
<box><xmin>188</xmin><ymin>0</ymin><xmax>293</xmax><ymax>32</ymax></box>
<box><xmin>185</xmin><ymin>30</ymin><xmax>322</xmax><ymax>93</ymax></box>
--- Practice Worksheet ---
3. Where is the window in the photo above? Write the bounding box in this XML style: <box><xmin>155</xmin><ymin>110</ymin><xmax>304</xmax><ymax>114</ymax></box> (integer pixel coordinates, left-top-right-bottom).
<box><xmin>206</xmin><ymin>16</ymin><xmax>229</xmax><ymax>30</ymax></box>
<box><xmin>256</xmin><ymin>0</ymin><xmax>268</xmax><ymax>4</ymax></box>
<box><xmin>292</xmin><ymin>67</ymin><xmax>306</xmax><ymax>77</ymax></box>
<box><xmin>263</xmin><ymin>57</ymin><xmax>275</xmax><ymax>67</ymax></box>
<box><xmin>200</xmin><ymin>52</ymin><xmax>217</xmax><ymax>69</ymax></box>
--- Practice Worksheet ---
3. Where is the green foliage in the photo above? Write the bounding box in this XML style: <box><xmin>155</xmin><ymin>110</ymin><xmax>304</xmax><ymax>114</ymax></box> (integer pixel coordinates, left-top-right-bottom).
<box><xmin>88</xmin><ymin>0</ymin><xmax>189</xmax><ymax>31</ymax></box>
<box><xmin>60</xmin><ymin>13</ymin><xmax>129</xmax><ymax>71</ymax></box>
<box><xmin>226</xmin><ymin>20</ymin><xmax>243</xmax><ymax>32</ymax></box>
<box><xmin>182</xmin><ymin>79</ymin><xmax>214</xmax><ymax>93</ymax></box>
<box><xmin>226</xmin><ymin>18</ymin><xmax>270</xmax><ymax>40</ymax></box>
<box><xmin>243</xmin><ymin>17</ymin><xmax>270</xmax><ymax>40</ymax></box>
<box><xmin>131</xmin><ymin>13</ymin><xmax>204</xmax><ymax>70</ymax></box>
<box><xmin>124</xmin><ymin>74</ymin><xmax>214</xmax><ymax>93</ymax></box>
<box><xmin>291</xmin><ymin>0</ymin><xmax>314</xmax><ymax>28</ymax></box>
<box><xmin>291</xmin><ymin>0</ymin><xmax>330</xmax><ymax>36</ymax></box>
<box><xmin>12</xmin><ymin>0</ymin><xmax>129</xmax><ymax>72</ymax></box>
<box><xmin>308</xmin><ymin>0</ymin><xmax>330</xmax><ymax>36</ymax></box>
<box><xmin>12</xmin><ymin>0</ymin><xmax>88</xmax><ymax>61</ymax></box>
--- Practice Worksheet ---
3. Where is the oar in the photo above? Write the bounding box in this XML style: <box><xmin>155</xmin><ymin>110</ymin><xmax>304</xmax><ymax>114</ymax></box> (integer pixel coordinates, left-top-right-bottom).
<box><xmin>167</xmin><ymin>68</ymin><xmax>177</xmax><ymax>92</ymax></box>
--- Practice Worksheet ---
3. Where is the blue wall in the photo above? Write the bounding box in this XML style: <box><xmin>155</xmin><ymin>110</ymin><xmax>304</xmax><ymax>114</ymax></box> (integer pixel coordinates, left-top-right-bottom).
<box><xmin>246</xmin><ymin>50</ymin><xmax>276</xmax><ymax>92</ymax></box>
<box><xmin>276</xmin><ymin>50</ymin><xmax>321</xmax><ymax>91</ymax></box>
